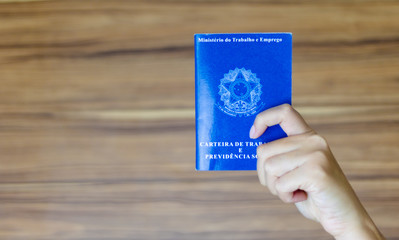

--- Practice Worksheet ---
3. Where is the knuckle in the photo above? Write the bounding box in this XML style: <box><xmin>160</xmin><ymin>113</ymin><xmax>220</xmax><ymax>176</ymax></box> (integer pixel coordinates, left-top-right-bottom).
<box><xmin>307</xmin><ymin>134</ymin><xmax>329</xmax><ymax>150</ymax></box>
<box><xmin>277</xmin><ymin>191</ymin><xmax>292</xmax><ymax>203</ymax></box>
<box><xmin>274</xmin><ymin>178</ymin><xmax>282</xmax><ymax>190</ymax></box>
<box><xmin>307</xmin><ymin>156</ymin><xmax>331</xmax><ymax>182</ymax></box>
<box><xmin>253</xmin><ymin>114</ymin><xmax>263</xmax><ymax>126</ymax></box>
<box><xmin>257</xmin><ymin>143</ymin><xmax>271</xmax><ymax>160</ymax></box>
<box><xmin>308</xmin><ymin>150</ymin><xmax>329</xmax><ymax>168</ymax></box>
<box><xmin>274</xmin><ymin>178</ymin><xmax>287</xmax><ymax>194</ymax></box>
<box><xmin>264</xmin><ymin>157</ymin><xmax>274</xmax><ymax>173</ymax></box>
<box><xmin>311</xmin><ymin>150</ymin><xmax>328</xmax><ymax>163</ymax></box>
<box><xmin>280</xmin><ymin>103</ymin><xmax>294</xmax><ymax>116</ymax></box>
<box><xmin>267</xmin><ymin>178</ymin><xmax>278</xmax><ymax>196</ymax></box>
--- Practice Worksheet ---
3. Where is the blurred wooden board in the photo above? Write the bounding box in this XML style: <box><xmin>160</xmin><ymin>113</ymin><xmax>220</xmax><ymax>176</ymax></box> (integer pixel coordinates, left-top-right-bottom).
<box><xmin>0</xmin><ymin>0</ymin><xmax>398</xmax><ymax>239</ymax></box>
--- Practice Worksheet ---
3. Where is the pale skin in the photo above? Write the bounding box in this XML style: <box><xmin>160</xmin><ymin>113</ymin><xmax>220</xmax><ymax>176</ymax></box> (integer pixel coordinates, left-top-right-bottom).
<box><xmin>249</xmin><ymin>104</ymin><xmax>385</xmax><ymax>240</ymax></box>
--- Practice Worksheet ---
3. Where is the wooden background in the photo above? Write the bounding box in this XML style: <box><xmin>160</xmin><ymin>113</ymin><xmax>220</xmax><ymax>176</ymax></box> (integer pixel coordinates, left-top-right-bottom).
<box><xmin>0</xmin><ymin>0</ymin><xmax>398</xmax><ymax>239</ymax></box>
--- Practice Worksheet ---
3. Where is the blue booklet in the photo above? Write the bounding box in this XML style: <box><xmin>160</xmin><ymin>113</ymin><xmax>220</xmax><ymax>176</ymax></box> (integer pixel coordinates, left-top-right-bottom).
<box><xmin>195</xmin><ymin>33</ymin><xmax>292</xmax><ymax>171</ymax></box>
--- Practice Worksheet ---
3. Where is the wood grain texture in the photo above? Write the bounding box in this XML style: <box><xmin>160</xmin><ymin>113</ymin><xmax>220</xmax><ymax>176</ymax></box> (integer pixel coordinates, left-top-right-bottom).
<box><xmin>0</xmin><ymin>0</ymin><xmax>398</xmax><ymax>239</ymax></box>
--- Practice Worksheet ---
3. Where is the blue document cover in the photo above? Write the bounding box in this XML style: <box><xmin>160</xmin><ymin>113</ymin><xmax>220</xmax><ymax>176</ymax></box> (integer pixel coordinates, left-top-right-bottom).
<box><xmin>195</xmin><ymin>33</ymin><xmax>292</xmax><ymax>171</ymax></box>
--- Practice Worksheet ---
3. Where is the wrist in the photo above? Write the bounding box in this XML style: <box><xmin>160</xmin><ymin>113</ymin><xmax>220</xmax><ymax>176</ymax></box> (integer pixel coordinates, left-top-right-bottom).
<box><xmin>334</xmin><ymin>214</ymin><xmax>385</xmax><ymax>240</ymax></box>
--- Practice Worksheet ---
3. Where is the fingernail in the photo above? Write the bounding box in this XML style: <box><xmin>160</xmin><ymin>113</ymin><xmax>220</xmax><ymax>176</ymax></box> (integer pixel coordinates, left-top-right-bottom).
<box><xmin>249</xmin><ymin>125</ymin><xmax>256</xmax><ymax>139</ymax></box>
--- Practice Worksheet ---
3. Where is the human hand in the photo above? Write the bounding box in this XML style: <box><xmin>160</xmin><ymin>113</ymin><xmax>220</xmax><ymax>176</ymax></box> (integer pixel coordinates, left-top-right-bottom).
<box><xmin>250</xmin><ymin>104</ymin><xmax>384</xmax><ymax>240</ymax></box>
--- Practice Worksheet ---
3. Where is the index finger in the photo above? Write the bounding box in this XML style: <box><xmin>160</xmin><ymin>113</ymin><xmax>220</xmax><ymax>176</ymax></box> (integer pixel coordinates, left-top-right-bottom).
<box><xmin>249</xmin><ymin>104</ymin><xmax>312</xmax><ymax>139</ymax></box>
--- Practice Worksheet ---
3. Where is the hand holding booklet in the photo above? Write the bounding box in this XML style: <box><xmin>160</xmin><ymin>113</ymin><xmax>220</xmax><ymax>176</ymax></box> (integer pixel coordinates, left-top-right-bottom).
<box><xmin>195</xmin><ymin>33</ymin><xmax>292</xmax><ymax>171</ymax></box>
